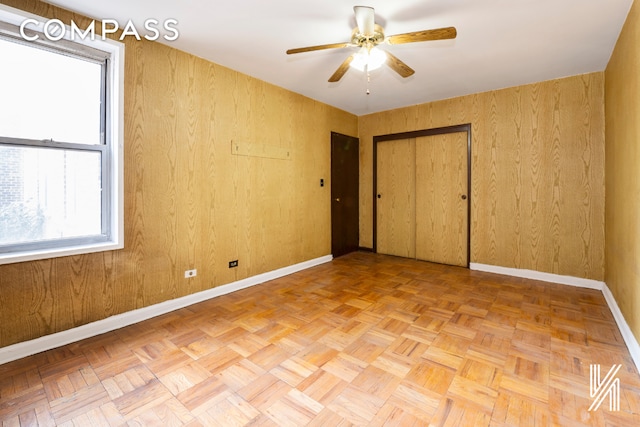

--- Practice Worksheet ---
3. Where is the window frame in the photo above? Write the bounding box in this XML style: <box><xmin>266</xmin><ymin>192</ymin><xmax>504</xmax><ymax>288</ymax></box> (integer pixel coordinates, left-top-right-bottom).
<box><xmin>0</xmin><ymin>4</ymin><xmax>124</xmax><ymax>265</ymax></box>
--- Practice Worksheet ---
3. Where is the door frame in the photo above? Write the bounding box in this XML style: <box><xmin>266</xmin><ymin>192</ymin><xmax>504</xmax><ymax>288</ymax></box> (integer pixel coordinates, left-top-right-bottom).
<box><xmin>373</xmin><ymin>123</ymin><xmax>472</xmax><ymax>266</ymax></box>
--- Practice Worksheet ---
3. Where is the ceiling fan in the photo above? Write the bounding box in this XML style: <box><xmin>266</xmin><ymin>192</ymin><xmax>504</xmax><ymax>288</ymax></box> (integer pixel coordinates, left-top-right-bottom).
<box><xmin>286</xmin><ymin>5</ymin><xmax>457</xmax><ymax>82</ymax></box>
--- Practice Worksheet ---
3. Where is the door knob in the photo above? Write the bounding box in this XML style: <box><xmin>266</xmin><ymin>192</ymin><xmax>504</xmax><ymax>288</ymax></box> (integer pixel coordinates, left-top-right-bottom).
<box><xmin>334</xmin><ymin>198</ymin><xmax>341</xmax><ymax>202</ymax></box>
<box><xmin>461</xmin><ymin>195</ymin><xmax>467</xmax><ymax>200</ymax></box>
<box><xmin>377</xmin><ymin>194</ymin><xmax>381</xmax><ymax>199</ymax></box>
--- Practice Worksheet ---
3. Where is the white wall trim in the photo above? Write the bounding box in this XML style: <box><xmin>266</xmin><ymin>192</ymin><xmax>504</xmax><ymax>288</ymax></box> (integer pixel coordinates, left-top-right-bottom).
<box><xmin>469</xmin><ymin>263</ymin><xmax>605</xmax><ymax>290</ymax></box>
<box><xmin>470</xmin><ymin>262</ymin><xmax>640</xmax><ymax>372</ymax></box>
<box><xmin>0</xmin><ymin>255</ymin><xmax>333</xmax><ymax>366</ymax></box>
<box><xmin>602</xmin><ymin>284</ymin><xmax>640</xmax><ymax>371</ymax></box>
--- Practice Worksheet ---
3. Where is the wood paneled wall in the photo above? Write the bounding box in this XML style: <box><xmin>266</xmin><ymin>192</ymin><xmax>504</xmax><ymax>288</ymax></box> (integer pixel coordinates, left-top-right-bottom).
<box><xmin>605</xmin><ymin>0</ymin><xmax>640</xmax><ymax>343</ymax></box>
<box><xmin>359</xmin><ymin>73</ymin><xmax>605</xmax><ymax>281</ymax></box>
<box><xmin>0</xmin><ymin>0</ymin><xmax>357</xmax><ymax>348</ymax></box>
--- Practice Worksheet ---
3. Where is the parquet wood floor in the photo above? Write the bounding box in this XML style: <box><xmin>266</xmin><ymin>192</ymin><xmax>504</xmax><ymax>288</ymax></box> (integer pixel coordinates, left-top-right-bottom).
<box><xmin>1</xmin><ymin>252</ymin><xmax>639</xmax><ymax>426</ymax></box>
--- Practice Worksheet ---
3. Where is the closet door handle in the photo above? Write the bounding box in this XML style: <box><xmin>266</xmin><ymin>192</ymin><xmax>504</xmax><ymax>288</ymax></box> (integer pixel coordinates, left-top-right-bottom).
<box><xmin>461</xmin><ymin>195</ymin><xmax>467</xmax><ymax>200</ymax></box>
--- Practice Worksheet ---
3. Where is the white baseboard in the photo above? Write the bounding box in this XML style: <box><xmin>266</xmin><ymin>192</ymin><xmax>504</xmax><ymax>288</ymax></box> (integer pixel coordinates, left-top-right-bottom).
<box><xmin>470</xmin><ymin>262</ymin><xmax>640</xmax><ymax>372</ymax></box>
<box><xmin>0</xmin><ymin>255</ymin><xmax>333</xmax><ymax>366</ymax></box>
<box><xmin>602</xmin><ymin>284</ymin><xmax>640</xmax><ymax>371</ymax></box>
<box><xmin>469</xmin><ymin>263</ymin><xmax>605</xmax><ymax>290</ymax></box>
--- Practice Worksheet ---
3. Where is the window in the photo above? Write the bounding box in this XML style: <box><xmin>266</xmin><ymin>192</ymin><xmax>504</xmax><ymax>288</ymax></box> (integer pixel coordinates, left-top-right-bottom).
<box><xmin>0</xmin><ymin>5</ymin><xmax>124</xmax><ymax>264</ymax></box>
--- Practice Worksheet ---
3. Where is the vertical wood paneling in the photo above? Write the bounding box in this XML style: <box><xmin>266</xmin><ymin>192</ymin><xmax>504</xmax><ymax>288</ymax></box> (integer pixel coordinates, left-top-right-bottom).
<box><xmin>468</xmin><ymin>94</ymin><xmax>483</xmax><ymax>267</ymax></box>
<box><xmin>123</xmin><ymin>40</ymin><xmax>147</xmax><ymax>313</ymax></box>
<box><xmin>605</xmin><ymin>0</ymin><xmax>640</xmax><ymax>343</ymax></box>
<box><xmin>507</xmin><ymin>88</ymin><xmax>522</xmax><ymax>269</ymax></box>
<box><xmin>0</xmin><ymin>0</ymin><xmax>357</xmax><ymax>348</ymax></box>
<box><xmin>200</xmin><ymin>61</ymin><xmax>219</xmax><ymax>290</ymax></box>
<box><xmin>360</xmin><ymin>73</ymin><xmax>605</xmax><ymax>281</ymax></box>
<box><xmin>523</xmin><ymin>83</ymin><xmax>541</xmax><ymax>272</ymax></box>
<box><xmin>176</xmin><ymin>53</ymin><xmax>201</xmax><ymax>293</ymax></box>
<box><xmin>25</xmin><ymin>261</ymin><xmax>55</xmax><ymax>336</ymax></box>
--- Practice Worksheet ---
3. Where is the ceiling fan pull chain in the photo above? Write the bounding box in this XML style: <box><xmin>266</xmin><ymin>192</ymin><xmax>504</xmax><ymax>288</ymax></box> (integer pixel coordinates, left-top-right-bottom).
<box><xmin>366</xmin><ymin>66</ymin><xmax>371</xmax><ymax>95</ymax></box>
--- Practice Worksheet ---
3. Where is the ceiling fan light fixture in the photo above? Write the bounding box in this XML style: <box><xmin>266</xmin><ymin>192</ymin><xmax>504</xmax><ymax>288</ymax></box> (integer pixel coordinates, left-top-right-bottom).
<box><xmin>286</xmin><ymin>5</ymin><xmax>456</xmax><ymax>82</ymax></box>
<box><xmin>350</xmin><ymin>46</ymin><xmax>386</xmax><ymax>72</ymax></box>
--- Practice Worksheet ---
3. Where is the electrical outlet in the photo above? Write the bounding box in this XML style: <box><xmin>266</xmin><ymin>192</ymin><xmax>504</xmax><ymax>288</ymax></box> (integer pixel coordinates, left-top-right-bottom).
<box><xmin>229</xmin><ymin>260</ymin><xmax>238</xmax><ymax>268</ymax></box>
<box><xmin>184</xmin><ymin>269</ymin><xmax>197</xmax><ymax>278</ymax></box>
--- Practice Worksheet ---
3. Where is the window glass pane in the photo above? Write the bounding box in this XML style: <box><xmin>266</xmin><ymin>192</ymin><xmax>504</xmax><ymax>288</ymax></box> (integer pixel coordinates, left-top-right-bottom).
<box><xmin>0</xmin><ymin>145</ymin><xmax>102</xmax><ymax>246</ymax></box>
<box><xmin>0</xmin><ymin>38</ymin><xmax>102</xmax><ymax>145</ymax></box>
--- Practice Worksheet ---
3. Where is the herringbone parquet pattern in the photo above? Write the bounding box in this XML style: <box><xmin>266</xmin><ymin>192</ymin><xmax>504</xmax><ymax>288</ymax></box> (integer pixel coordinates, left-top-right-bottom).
<box><xmin>1</xmin><ymin>252</ymin><xmax>639</xmax><ymax>426</ymax></box>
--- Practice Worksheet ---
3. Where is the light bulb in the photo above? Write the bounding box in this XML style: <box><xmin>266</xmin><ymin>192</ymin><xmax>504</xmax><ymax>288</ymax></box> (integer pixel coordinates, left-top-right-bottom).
<box><xmin>367</xmin><ymin>47</ymin><xmax>387</xmax><ymax>70</ymax></box>
<box><xmin>350</xmin><ymin>46</ymin><xmax>387</xmax><ymax>72</ymax></box>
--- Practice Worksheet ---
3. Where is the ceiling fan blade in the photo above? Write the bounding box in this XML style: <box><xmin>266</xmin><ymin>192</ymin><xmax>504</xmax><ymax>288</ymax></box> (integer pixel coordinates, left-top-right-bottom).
<box><xmin>387</xmin><ymin>27</ymin><xmax>457</xmax><ymax>45</ymax></box>
<box><xmin>385</xmin><ymin>51</ymin><xmax>415</xmax><ymax>78</ymax></box>
<box><xmin>328</xmin><ymin>54</ymin><xmax>355</xmax><ymax>82</ymax></box>
<box><xmin>286</xmin><ymin>42</ymin><xmax>350</xmax><ymax>55</ymax></box>
<box><xmin>354</xmin><ymin>5</ymin><xmax>375</xmax><ymax>36</ymax></box>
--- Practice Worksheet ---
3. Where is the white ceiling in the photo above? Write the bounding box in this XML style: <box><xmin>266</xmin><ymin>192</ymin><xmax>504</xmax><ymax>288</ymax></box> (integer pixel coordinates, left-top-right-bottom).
<box><xmin>43</xmin><ymin>0</ymin><xmax>633</xmax><ymax>115</ymax></box>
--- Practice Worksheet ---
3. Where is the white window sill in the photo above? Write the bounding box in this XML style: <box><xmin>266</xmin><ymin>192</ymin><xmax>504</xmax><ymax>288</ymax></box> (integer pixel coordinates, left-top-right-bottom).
<box><xmin>0</xmin><ymin>241</ymin><xmax>124</xmax><ymax>265</ymax></box>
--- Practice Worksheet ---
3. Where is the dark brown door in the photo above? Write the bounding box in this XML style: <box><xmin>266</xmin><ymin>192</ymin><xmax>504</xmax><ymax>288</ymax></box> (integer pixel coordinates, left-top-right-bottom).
<box><xmin>331</xmin><ymin>132</ymin><xmax>359</xmax><ymax>258</ymax></box>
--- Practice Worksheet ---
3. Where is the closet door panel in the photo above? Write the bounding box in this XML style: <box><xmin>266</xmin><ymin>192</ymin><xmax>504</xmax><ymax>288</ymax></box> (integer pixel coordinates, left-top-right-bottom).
<box><xmin>415</xmin><ymin>132</ymin><xmax>468</xmax><ymax>266</ymax></box>
<box><xmin>376</xmin><ymin>138</ymin><xmax>416</xmax><ymax>258</ymax></box>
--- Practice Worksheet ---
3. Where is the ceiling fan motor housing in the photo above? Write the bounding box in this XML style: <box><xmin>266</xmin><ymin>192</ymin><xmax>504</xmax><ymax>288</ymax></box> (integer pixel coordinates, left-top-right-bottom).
<box><xmin>351</xmin><ymin>24</ymin><xmax>385</xmax><ymax>47</ymax></box>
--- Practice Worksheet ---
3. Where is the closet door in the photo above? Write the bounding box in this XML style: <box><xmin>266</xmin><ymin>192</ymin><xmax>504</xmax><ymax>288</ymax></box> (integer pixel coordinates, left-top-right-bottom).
<box><xmin>415</xmin><ymin>132</ymin><xmax>468</xmax><ymax>266</ymax></box>
<box><xmin>376</xmin><ymin>138</ymin><xmax>416</xmax><ymax>258</ymax></box>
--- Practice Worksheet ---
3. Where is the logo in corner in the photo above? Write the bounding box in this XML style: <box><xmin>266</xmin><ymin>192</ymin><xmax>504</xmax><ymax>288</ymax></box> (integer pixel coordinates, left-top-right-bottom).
<box><xmin>589</xmin><ymin>364</ymin><xmax>622</xmax><ymax>411</ymax></box>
